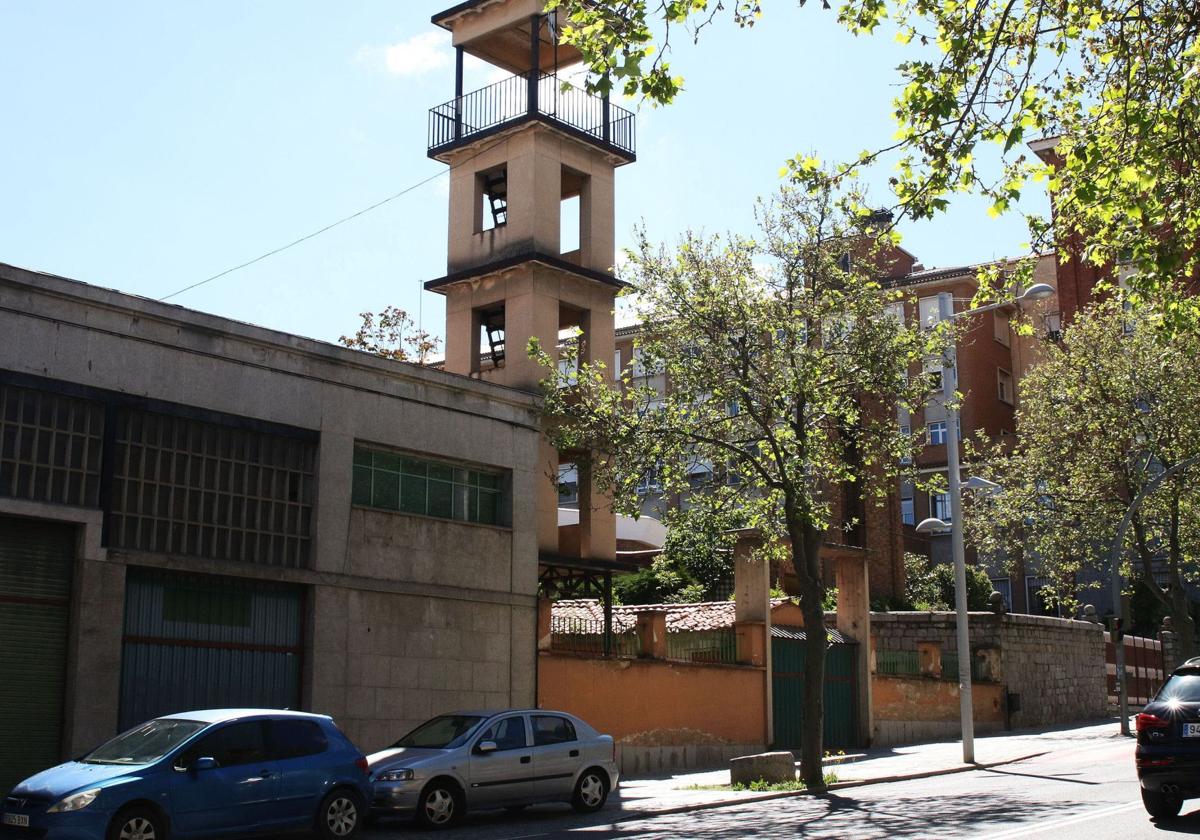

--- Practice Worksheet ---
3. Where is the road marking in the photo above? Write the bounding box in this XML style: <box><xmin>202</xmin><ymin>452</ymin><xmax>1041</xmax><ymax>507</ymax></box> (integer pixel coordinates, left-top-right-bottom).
<box><xmin>981</xmin><ymin>801</ymin><xmax>1143</xmax><ymax>839</ymax></box>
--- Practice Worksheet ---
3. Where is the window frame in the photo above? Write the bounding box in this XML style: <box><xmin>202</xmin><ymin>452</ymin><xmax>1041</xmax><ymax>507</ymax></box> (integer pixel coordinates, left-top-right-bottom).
<box><xmin>927</xmin><ymin>421</ymin><xmax>948</xmax><ymax>446</ymax></box>
<box><xmin>474</xmin><ymin>714</ymin><xmax>530</xmax><ymax>752</ymax></box>
<box><xmin>997</xmin><ymin>368</ymin><xmax>1014</xmax><ymax>406</ymax></box>
<box><xmin>352</xmin><ymin>445</ymin><xmax>509</xmax><ymax>528</ymax></box>
<box><xmin>531</xmin><ymin>714</ymin><xmax>578</xmax><ymax>747</ymax></box>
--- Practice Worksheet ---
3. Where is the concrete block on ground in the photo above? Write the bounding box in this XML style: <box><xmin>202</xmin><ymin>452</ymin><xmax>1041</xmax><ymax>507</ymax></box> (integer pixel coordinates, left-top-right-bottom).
<box><xmin>730</xmin><ymin>751</ymin><xmax>796</xmax><ymax>786</ymax></box>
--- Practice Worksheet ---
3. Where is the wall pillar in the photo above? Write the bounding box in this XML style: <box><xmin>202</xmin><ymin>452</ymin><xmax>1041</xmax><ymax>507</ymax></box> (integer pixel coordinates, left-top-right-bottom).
<box><xmin>918</xmin><ymin>641</ymin><xmax>943</xmax><ymax>679</ymax></box>
<box><xmin>537</xmin><ymin>597</ymin><xmax>553</xmax><ymax>651</ymax></box>
<box><xmin>732</xmin><ymin>529</ymin><xmax>772</xmax><ymax>745</ymax></box>
<box><xmin>735</xmin><ymin>621</ymin><xmax>767</xmax><ymax>666</ymax></box>
<box><xmin>636</xmin><ymin>610</ymin><xmax>668</xmax><ymax>659</ymax></box>
<box><xmin>835</xmin><ymin>554</ymin><xmax>874</xmax><ymax>746</ymax></box>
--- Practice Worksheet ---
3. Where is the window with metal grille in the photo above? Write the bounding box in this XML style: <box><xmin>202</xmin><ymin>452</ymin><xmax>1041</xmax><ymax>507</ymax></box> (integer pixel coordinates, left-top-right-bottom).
<box><xmin>352</xmin><ymin>446</ymin><xmax>506</xmax><ymax>526</ymax></box>
<box><xmin>0</xmin><ymin>383</ymin><xmax>104</xmax><ymax>507</ymax></box>
<box><xmin>108</xmin><ymin>410</ymin><xmax>315</xmax><ymax>568</ymax></box>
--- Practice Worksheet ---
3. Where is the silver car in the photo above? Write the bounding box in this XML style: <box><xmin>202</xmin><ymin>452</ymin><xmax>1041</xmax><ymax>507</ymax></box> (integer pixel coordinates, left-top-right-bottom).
<box><xmin>367</xmin><ymin>709</ymin><xmax>619</xmax><ymax>829</ymax></box>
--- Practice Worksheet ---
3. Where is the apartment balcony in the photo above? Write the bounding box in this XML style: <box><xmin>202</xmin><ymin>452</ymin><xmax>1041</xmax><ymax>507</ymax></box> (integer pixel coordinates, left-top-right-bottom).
<box><xmin>428</xmin><ymin>72</ymin><xmax>636</xmax><ymax>163</ymax></box>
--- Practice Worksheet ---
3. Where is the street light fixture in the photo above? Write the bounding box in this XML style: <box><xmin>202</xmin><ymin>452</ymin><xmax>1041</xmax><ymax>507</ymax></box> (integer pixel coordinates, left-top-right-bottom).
<box><xmin>915</xmin><ymin>281</ymin><xmax>1053</xmax><ymax>765</ymax></box>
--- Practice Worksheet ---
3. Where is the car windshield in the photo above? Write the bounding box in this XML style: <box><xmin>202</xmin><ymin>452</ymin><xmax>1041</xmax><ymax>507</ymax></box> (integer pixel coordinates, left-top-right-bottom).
<box><xmin>1158</xmin><ymin>673</ymin><xmax>1200</xmax><ymax>703</ymax></box>
<box><xmin>83</xmin><ymin>718</ymin><xmax>208</xmax><ymax>765</ymax></box>
<box><xmin>391</xmin><ymin>715</ymin><xmax>485</xmax><ymax>750</ymax></box>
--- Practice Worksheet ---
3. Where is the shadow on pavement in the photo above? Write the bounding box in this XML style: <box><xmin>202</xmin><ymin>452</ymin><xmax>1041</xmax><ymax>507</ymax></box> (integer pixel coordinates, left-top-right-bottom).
<box><xmin>1153</xmin><ymin>807</ymin><xmax>1200</xmax><ymax>834</ymax></box>
<box><xmin>368</xmin><ymin>789</ymin><xmax>1093</xmax><ymax>839</ymax></box>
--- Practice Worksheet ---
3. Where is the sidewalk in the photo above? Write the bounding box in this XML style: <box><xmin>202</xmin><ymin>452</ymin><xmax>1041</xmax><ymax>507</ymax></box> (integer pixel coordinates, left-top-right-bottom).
<box><xmin>611</xmin><ymin>718</ymin><xmax>1131</xmax><ymax>818</ymax></box>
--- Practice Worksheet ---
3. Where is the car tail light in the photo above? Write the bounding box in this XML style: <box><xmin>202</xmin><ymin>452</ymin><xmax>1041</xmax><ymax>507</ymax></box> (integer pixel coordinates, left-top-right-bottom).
<box><xmin>1137</xmin><ymin>755</ymin><xmax>1175</xmax><ymax>768</ymax></box>
<box><xmin>355</xmin><ymin>756</ymin><xmax>369</xmax><ymax>773</ymax></box>
<box><xmin>1136</xmin><ymin>712</ymin><xmax>1171</xmax><ymax>733</ymax></box>
<box><xmin>612</xmin><ymin>740</ymin><xmax>617</xmax><ymax>763</ymax></box>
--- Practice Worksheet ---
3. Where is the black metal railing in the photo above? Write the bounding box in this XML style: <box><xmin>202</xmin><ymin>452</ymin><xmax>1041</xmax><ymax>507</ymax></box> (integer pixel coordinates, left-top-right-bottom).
<box><xmin>428</xmin><ymin>72</ymin><xmax>636</xmax><ymax>158</ymax></box>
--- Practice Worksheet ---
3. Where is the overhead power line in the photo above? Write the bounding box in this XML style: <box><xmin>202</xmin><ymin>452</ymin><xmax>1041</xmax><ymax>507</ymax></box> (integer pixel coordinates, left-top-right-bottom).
<box><xmin>158</xmin><ymin>138</ymin><xmax>504</xmax><ymax>302</ymax></box>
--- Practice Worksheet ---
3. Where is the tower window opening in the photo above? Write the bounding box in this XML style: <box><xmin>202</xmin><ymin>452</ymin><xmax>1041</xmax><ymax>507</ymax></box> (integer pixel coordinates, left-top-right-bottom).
<box><xmin>560</xmin><ymin>194</ymin><xmax>580</xmax><ymax>256</ymax></box>
<box><xmin>479</xmin><ymin>168</ymin><xmax>508</xmax><ymax>232</ymax></box>
<box><xmin>481</xmin><ymin>307</ymin><xmax>506</xmax><ymax>369</ymax></box>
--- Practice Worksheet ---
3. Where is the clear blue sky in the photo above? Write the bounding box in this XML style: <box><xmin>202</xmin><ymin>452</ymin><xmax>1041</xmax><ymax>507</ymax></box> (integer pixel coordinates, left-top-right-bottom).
<box><xmin>0</xmin><ymin>1</ymin><xmax>1044</xmax><ymax>346</ymax></box>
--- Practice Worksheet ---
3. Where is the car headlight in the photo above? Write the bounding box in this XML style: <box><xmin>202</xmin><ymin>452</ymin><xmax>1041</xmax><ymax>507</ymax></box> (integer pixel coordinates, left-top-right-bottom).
<box><xmin>47</xmin><ymin>789</ymin><xmax>101</xmax><ymax>813</ymax></box>
<box><xmin>376</xmin><ymin>768</ymin><xmax>415</xmax><ymax>782</ymax></box>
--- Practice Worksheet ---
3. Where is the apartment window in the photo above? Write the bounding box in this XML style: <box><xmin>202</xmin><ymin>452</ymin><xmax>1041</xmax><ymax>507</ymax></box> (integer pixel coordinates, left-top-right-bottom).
<box><xmin>1044</xmin><ymin>312</ymin><xmax>1063</xmax><ymax>341</ymax></box>
<box><xmin>993</xmin><ymin>311</ymin><xmax>1010</xmax><ymax>346</ymax></box>
<box><xmin>997</xmin><ymin>368</ymin><xmax>1014</xmax><ymax>405</ymax></box>
<box><xmin>613</xmin><ymin>349</ymin><xmax>622</xmax><ymax>374</ymax></box>
<box><xmin>918</xmin><ymin>293</ymin><xmax>951</xmax><ymax>329</ymax></box>
<box><xmin>899</xmin><ymin>424</ymin><xmax>912</xmax><ymax>465</ymax></box>
<box><xmin>636</xmin><ymin>461</ymin><xmax>662</xmax><ymax>496</ymax></box>
<box><xmin>900</xmin><ymin>482</ymin><xmax>915</xmax><ymax>526</ymax></box>
<box><xmin>885</xmin><ymin>301</ymin><xmax>905</xmax><ymax>324</ymax></box>
<box><xmin>352</xmin><ymin>446</ymin><xmax>506</xmax><ymax>526</ymax></box>
<box><xmin>928</xmin><ymin>421</ymin><xmax>948</xmax><ymax>446</ymax></box>
<box><xmin>932</xmin><ymin>491</ymin><xmax>952</xmax><ymax>523</ymax></box>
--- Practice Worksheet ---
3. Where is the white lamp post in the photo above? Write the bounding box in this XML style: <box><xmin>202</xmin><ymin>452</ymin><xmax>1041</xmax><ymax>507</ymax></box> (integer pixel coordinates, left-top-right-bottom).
<box><xmin>914</xmin><ymin>282</ymin><xmax>1054</xmax><ymax>764</ymax></box>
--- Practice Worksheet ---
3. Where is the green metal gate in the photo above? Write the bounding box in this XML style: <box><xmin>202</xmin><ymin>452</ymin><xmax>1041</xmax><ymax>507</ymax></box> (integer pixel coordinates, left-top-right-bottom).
<box><xmin>0</xmin><ymin>516</ymin><xmax>75</xmax><ymax>794</ymax></box>
<box><xmin>772</xmin><ymin>626</ymin><xmax>859</xmax><ymax>751</ymax></box>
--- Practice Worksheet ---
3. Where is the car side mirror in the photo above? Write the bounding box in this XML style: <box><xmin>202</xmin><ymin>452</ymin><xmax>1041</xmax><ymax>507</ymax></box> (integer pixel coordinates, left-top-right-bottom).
<box><xmin>192</xmin><ymin>756</ymin><xmax>218</xmax><ymax>772</ymax></box>
<box><xmin>475</xmin><ymin>740</ymin><xmax>497</xmax><ymax>754</ymax></box>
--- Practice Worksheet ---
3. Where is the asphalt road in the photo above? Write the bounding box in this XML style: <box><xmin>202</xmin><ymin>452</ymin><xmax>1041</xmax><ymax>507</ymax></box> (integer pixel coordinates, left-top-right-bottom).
<box><xmin>367</xmin><ymin>735</ymin><xmax>1200</xmax><ymax>839</ymax></box>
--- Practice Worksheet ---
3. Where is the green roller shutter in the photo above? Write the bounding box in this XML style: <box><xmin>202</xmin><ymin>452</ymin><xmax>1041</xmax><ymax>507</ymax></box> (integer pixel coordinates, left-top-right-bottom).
<box><xmin>0</xmin><ymin>515</ymin><xmax>74</xmax><ymax>795</ymax></box>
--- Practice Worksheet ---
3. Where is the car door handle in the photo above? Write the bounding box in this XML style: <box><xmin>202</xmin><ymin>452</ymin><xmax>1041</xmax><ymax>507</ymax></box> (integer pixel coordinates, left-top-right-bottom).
<box><xmin>520</xmin><ymin>756</ymin><xmax>531</xmax><ymax>764</ymax></box>
<box><xmin>569</xmin><ymin>750</ymin><xmax>579</xmax><ymax>758</ymax></box>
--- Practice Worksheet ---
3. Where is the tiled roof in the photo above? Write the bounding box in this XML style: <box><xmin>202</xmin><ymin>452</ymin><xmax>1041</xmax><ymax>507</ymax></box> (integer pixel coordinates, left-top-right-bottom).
<box><xmin>551</xmin><ymin>598</ymin><xmax>792</xmax><ymax>634</ymax></box>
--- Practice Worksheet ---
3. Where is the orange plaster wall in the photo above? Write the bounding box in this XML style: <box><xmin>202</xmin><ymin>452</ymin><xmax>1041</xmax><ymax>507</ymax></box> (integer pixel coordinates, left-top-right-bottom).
<box><xmin>873</xmin><ymin>676</ymin><xmax>1005</xmax><ymax>724</ymax></box>
<box><xmin>537</xmin><ymin>653</ymin><xmax>767</xmax><ymax>745</ymax></box>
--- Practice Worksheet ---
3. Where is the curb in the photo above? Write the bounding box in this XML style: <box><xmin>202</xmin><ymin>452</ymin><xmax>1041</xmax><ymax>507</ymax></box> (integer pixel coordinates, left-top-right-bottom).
<box><xmin>611</xmin><ymin>750</ymin><xmax>1049</xmax><ymax>821</ymax></box>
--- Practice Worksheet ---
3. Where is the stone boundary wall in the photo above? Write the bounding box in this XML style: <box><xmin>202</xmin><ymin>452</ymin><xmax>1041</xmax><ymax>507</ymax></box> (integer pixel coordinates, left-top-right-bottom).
<box><xmin>869</xmin><ymin>611</ymin><xmax>1108</xmax><ymax>731</ymax></box>
<box><xmin>872</xmin><ymin>676</ymin><xmax>1006</xmax><ymax>747</ymax></box>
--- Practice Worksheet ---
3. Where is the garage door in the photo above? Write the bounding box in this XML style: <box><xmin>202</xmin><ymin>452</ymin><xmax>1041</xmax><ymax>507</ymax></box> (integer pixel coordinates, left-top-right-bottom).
<box><xmin>119</xmin><ymin>568</ymin><xmax>304</xmax><ymax>730</ymax></box>
<box><xmin>0</xmin><ymin>516</ymin><xmax>74</xmax><ymax>794</ymax></box>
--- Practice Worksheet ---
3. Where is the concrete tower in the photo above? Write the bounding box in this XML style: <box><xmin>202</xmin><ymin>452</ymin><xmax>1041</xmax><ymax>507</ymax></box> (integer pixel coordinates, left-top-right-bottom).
<box><xmin>425</xmin><ymin>0</ymin><xmax>636</xmax><ymax>570</ymax></box>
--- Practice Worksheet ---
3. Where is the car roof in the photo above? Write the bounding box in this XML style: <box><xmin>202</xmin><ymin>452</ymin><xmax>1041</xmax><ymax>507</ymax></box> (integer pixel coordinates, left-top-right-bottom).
<box><xmin>157</xmin><ymin>709</ymin><xmax>332</xmax><ymax>725</ymax></box>
<box><xmin>446</xmin><ymin>709</ymin><xmax>575</xmax><ymax>718</ymax></box>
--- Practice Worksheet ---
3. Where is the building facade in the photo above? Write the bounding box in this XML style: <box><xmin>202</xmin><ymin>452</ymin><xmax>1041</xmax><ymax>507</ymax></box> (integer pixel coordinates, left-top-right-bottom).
<box><xmin>0</xmin><ymin>262</ymin><xmax>542</xmax><ymax>791</ymax></box>
<box><xmin>883</xmin><ymin>253</ymin><xmax>1060</xmax><ymax>611</ymax></box>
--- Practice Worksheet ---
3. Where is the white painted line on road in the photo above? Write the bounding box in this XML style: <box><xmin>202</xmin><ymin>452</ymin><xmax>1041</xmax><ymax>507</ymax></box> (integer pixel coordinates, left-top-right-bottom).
<box><xmin>981</xmin><ymin>801</ymin><xmax>1142</xmax><ymax>839</ymax></box>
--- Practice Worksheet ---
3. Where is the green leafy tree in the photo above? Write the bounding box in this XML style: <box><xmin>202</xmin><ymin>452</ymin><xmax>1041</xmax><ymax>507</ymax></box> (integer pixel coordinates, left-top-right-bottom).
<box><xmin>532</xmin><ymin>183</ymin><xmax>941</xmax><ymax>785</ymax></box>
<box><xmin>547</xmin><ymin>0</ymin><xmax>1200</xmax><ymax>330</ymax></box>
<box><xmin>904</xmin><ymin>552</ymin><xmax>993</xmax><ymax>611</ymax></box>
<box><xmin>967</xmin><ymin>299</ymin><xmax>1200</xmax><ymax>656</ymax></box>
<box><xmin>338</xmin><ymin>306</ymin><xmax>439</xmax><ymax>363</ymax></box>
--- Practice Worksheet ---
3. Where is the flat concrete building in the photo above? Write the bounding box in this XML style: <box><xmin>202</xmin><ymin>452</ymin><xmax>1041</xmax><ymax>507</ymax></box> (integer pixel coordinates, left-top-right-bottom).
<box><xmin>0</xmin><ymin>262</ymin><xmax>542</xmax><ymax>791</ymax></box>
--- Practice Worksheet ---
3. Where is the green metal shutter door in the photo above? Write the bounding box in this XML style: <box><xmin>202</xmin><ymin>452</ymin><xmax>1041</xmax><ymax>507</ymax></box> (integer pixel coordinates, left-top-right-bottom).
<box><xmin>0</xmin><ymin>516</ymin><xmax>75</xmax><ymax>795</ymax></box>
<box><xmin>119</xmin><ymin>568</ymin><xmax>304</xmax><ymax>731</ymax></box>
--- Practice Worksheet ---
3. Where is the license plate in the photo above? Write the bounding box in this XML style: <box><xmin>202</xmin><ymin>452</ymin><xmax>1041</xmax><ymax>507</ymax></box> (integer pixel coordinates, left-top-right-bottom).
<box><xmin>2</xmin><ymin>814</ymin><xmax>29</xmax><ymax>828</ymax></box>
<box><xmin>1185</xmin><ymin>723</ymin><xmax>1200</xmax><ymax>738</ymax></box>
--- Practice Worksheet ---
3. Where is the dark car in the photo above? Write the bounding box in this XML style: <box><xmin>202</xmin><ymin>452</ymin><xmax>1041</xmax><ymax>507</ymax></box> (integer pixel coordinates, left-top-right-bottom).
<box><xmin>1136</xmin><ymin>658</ymin><xmax>1200</xmax><ymax>818</ymax></box>
<box><xmin>2</xmin><ymin>710</ymin><xmax>371</xmax><ymax>840</ymax></box>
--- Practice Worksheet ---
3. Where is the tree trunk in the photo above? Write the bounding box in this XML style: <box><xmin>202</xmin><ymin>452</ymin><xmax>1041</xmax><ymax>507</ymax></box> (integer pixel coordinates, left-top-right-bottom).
<box><xmin>1170</xmin><ymin>593</ymin><xmax>1197</xmax><ymax>662</ymax></box>
<box><xmin>790</xmin><ymin>526</ymin><xmax>828</xmax><ymax>789</ymax></box>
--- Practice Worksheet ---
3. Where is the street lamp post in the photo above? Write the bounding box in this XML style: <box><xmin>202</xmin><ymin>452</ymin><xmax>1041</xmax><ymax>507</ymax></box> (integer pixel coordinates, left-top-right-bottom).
<box><xmin>915</xmin><ymin>282</ymin><xmax>1054</xmax><ymax>765</ymax></box>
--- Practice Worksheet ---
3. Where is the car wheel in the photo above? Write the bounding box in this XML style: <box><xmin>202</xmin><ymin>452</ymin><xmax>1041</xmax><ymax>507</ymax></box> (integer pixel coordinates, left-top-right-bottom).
<box><xmin>571</xmin><ymin>769</ymin><xmax>609</xmax><ymax>813</ymax></box>
<box><xmin>316</xmin><ymin>789</ymin><xmax>364</xmax><ymax>839</ymax></box>
<box><xmin>108</xmin><ymin>807</ymin><xmax>166</xmax><ymax>840</ymax></box>
<box><xmin>416</xmin><ymin>781</ymin><xmax>463</xmax><ymax>830</ymax></box>
<box><xmin>1142</xmin><ymin>787</ymin><xmax>1183</xmax><ymax>820</ymax></box>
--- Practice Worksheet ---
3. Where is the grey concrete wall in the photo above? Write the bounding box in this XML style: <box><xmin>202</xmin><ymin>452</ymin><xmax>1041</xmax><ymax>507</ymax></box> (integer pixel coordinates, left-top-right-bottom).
<box><xmin>0</xmin><ymin>263</ymin><xmax>544</xmax><ymax>753</ymax></box>
<box><xmin>868</xmin><ymin>611</ymin><xmax>1108</xmax><ymax>730</ymax></box>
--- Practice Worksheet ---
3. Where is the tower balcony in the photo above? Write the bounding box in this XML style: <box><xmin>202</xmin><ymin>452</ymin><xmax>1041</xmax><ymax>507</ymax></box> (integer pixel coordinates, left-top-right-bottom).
<box><xmin>428</xmin><ymin>72</ymin><xmax>636</xmax><ymax>163</ymax></box>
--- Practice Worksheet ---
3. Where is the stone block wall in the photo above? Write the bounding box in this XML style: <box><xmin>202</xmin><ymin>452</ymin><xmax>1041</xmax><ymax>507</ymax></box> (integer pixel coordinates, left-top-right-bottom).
<box><xmin>868</xmin><ymin>611</ymin><xmax>1107</xmax><ymax>732</ymax></box>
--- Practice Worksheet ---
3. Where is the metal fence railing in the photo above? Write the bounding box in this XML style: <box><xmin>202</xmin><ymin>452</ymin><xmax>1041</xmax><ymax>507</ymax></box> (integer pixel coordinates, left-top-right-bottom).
<box><xmin>428</xmin><ymin>72</ymin><xmax>636</xmax><ymax>157</ymax></box>
<box><xmin>665</xmin><ymin>630</ymin><xmax>738</xmax><ymax>664</ymax></box>
<box><xmin>549</xmin><ymin>614</ymin><xmax>639</xmax><ymax>658</ymax></box>
<box><xmin>876</xmin><ymin>648</ymin><xmax>921</xmax><ymax>677</ymax></box>
<box><xmin>876</xmin><ymin>649</ymin><xmax>992</xmax><ymax>682</ymax></box>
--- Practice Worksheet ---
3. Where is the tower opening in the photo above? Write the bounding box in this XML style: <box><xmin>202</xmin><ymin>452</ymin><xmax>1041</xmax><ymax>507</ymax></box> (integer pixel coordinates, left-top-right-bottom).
<box><xmin>477</xmin><ymin>166</ymin><xmax>508</xmax><ymax>232</ymax></box>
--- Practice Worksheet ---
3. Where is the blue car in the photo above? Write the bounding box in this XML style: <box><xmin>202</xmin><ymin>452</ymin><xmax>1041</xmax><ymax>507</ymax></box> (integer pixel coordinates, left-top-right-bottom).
<box><xmin>1</xmin><ymin>710</ymin><xmax>370</xmax><ymax>840</ymax></box>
